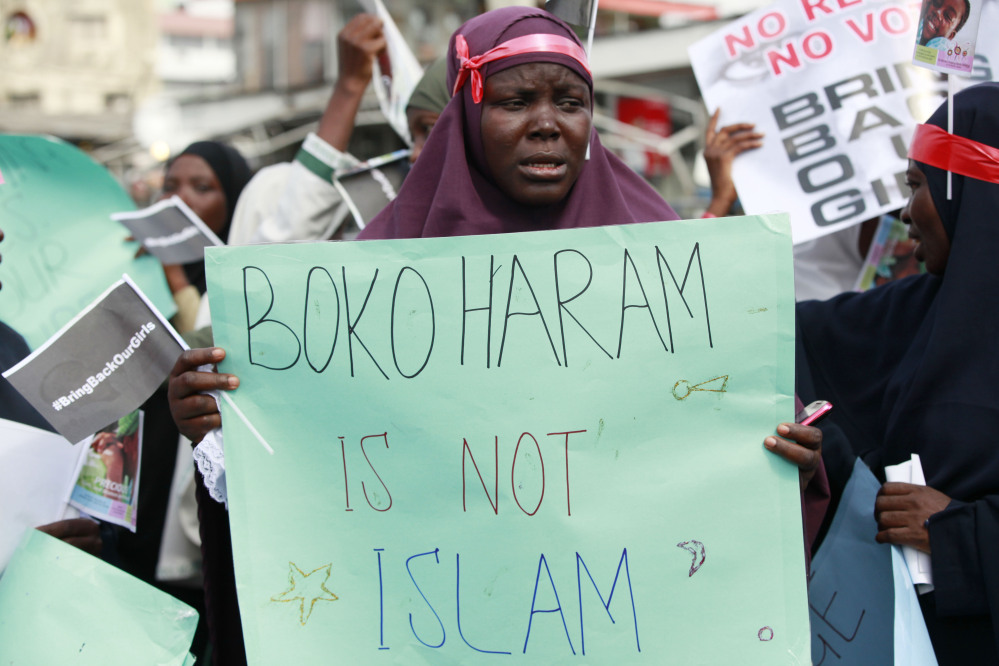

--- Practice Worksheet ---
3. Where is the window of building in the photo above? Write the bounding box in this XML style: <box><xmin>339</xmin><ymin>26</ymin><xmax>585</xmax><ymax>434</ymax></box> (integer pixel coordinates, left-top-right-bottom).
<box><xmin>7</xmin><ymin>92</ymin><xmax>40</xmax><ymax>110</ymax></box>
<box><xmin>168</xmin><ymin>34</ymin><xmax>204</xmax><ymax>50</ymax></box>
<box><xmin>105</xmin><ymin>93</ymin><xmax>130</xmax><ymax>113</ymax></box>
<box><xmin>68</xmin><ymin>14</ymin><xmax>108</xmax><ymax>42</ymax></box>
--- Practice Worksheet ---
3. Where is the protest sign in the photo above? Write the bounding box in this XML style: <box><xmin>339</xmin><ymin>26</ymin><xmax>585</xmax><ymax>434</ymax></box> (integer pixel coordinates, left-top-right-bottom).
<box><xmin>912</xmin><ymin>0</ymin><xmax>984</xmax><ymax>74</ymax></box>
<box><xmin>0</xmin><ymin>134</ymin><xmax>175</xmax><ymax>348</ymax></box>
<box><xmin>689</xmin><ymin>0</ymin><xmax>998</xmax><ymax>245</ymax></box>
<box><xmin>854</xmin><ymin>214</ymin><xmax>924</xmax><ymax>290</ymax></box>
<box><xmin>3</xmin><ymin>276</ymin><xmax>185</xmax><ymax>444</ymax></box>
<box><xmin>808</xmin><ymin>458</ymin><xmax>937</xmax><ymax>665</ymax></box>
<box><xmin>112</xmin><ymin>195</ymin><xmax>224</xmax><ymax>266</ymax></box>
<box><xmin>358</xmin><ymin>0</ymin><xmax>425</xmax><ymax>145</ymax></box>
<box><xmin>69</xmin><ymin>410</ymin><xmax>144</xmax><ymax>532</ymax></box>
<box><xmin>0</xmin><ymin>418</ymin><xmax>82</xmax><ymax>571</ymax></box>
<box><xmin>206</xmin><ymin>215</ymin><xmax>808</xmax><ymax>664</ymax></box>
<box><xmin>808</xmin><ymin>458</ymin><xmax>894</xmax><ymax>663</ymax></box>
<box><xmin>0</xmin><ymin>530</ymin><xmax>198</xmax><ymax>664</ymax></box>
<box><xmin>333</xmin><ymin>149</ymin><xmax>410</xmax><ymax>229</ymax></box>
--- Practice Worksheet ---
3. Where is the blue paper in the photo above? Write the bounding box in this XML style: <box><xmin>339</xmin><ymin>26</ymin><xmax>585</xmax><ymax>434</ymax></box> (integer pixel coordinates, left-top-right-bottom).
<box><xmin>809</xmin><ymin>458</ymin><xmax>894</xmax><ymax>664</ymax></box>
<box><xmin>891</xmin><ymin>545</ymin><xmax>938</xmax><ymax>665</ymax></box>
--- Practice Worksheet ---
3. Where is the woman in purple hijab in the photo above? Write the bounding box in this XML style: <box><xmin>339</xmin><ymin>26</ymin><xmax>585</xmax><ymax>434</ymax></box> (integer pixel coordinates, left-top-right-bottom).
<box><xmin>358</xmin><ymin>6</ymin><xmax>679</xmax><ymax>239</ymax></box>
<box><xmin>166</xmin><ymin>8</ymin><xmax>826</xmax><ymax>663</ymax></box>
<box><xmin>360</xmin><ymin>7</ymin><xmax>827</xmax><ymax>560</ymax></box>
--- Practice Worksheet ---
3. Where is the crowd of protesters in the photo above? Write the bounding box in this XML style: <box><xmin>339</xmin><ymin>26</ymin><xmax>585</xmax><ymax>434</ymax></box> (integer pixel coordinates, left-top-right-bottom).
<box><xmin>2</xmin><ymin>4</ymin><xmax>997</xmax><ymax>664</ymax></box>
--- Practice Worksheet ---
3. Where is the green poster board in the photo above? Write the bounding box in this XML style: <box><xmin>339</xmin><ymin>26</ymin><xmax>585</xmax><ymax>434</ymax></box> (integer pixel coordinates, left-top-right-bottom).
<box><xmin>206</xmin><ymin>215</ymin><xmax>807</xmax><ymax>664</ymax></box>
<box><xmin>0</xmin><ymin>134</ymin><xmax>175</xmax><ymax>348</ymax></box>
<box><xmin>0</xmin><ymin>530</ymin><xmax>197</xmax><ymax>664</ymax></box>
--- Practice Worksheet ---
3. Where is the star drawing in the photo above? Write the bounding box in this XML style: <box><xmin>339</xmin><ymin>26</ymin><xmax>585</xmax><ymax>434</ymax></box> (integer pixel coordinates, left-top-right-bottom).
<box><xmin>271</xmin><ymin>561</ymin><xmax>339</xmax><ymax>625</ymax></box>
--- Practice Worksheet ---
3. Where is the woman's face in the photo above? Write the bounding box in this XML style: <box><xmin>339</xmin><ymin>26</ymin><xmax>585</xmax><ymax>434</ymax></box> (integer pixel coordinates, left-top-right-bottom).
<box><xmin>406</xmin><ymin>107</ymin><xmax>440</xmax><ymax>164</ymax></box>
<box><xmin>901</xmin><ymin>160</ymin><xmax>951</xmax><ymax>275</ymax></box>
<box><xmin>160</xmin><ymin>154</ymin><xmax>228</xmax><ymax>235</ymax></box>
<box><xmin>480</xmin><ymin>62</ymin><xmax>591</xmax><ymax>207</ymax></box>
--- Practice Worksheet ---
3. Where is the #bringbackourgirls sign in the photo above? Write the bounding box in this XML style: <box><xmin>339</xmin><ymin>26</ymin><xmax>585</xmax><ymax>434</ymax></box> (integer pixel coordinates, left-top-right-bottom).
<box><xmin>689</xmin><ymin>0</ymin><xmax>998</xmax><ymax>244</ymax></box>
<box><xmin>207</xmin><ymin>216</ymin><xmax>807</xmax><ymax>664</ymax></box>
<box><xmin>3</xmin><ymin>276</ymin><xmax>185</xmax><ymax>443</ymax></box>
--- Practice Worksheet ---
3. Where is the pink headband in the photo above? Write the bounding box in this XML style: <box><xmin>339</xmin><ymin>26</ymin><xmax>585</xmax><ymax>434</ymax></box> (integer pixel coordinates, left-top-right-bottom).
<box><xmin>909</xmin><ymin>123</ymin><xmax>999</xmax><ymax>185</ymax></box>
<box><xmin>452</xmin><ymin>33</ymin><xmax>591</xmax><ymax>104</ymax></box>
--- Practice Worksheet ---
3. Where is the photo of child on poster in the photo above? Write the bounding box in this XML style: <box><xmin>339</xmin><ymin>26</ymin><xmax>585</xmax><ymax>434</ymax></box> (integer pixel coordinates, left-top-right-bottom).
<box><xmin>854</xmin><ymin>215</ymin><xmax>927</xmax><ymax>291</ymax></box>
<box><xmin>69</xmin><ymin>410</ymin><xmax>143</xmax><ymax>532</ymax></box>
<box><xmin>89</xmin><ymin>423</ymin><xmax>138</xmax><ymax>500</ymax></box>
<box><xmin>914</xmin><ymin>0</ymin><xmax>982</xmax><ymax>73</ymax></box>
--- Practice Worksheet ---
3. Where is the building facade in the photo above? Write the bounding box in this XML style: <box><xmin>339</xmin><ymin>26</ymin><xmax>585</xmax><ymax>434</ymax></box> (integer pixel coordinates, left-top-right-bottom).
<box><xmin>0</xmin><ymin>0</ymin><xmax>157</xmax><ymax>142</ymax></box>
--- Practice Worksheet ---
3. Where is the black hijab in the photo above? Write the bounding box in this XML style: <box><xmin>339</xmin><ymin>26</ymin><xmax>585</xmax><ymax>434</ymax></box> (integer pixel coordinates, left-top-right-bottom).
<box><xmin>171</xmin><ymin>141</ymin><xmax>251</xmax><ymax>293</ymax></box>
<box><xmin>799</xmin><ymin>82</ymin><xmax>999</xmax><ymax>487</ymax></box>
<box><xmin>797</xmin><ymin>82</ymin><xmax>999</xmax><ymax>659</ymax></box>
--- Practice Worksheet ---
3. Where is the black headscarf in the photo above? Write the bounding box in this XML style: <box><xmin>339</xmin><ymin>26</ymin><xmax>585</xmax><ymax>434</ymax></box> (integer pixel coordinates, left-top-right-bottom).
<box><xmin>797</xmin><ymin>82</ymin><xmax>999</xmax><ymax>661</ymax></box>
<box><xmin>170</xmin><ymin>141</ymin><xmax>252</xmax><ymax>293</ymax></box>
<box><xmin>406</xmin><ymin>56</ymin><xmax>449</xmax><ymax>113</ymax></box>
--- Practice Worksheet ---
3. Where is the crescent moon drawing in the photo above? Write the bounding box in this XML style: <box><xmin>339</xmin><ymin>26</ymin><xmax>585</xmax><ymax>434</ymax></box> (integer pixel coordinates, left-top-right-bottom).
<box><xmin>676</xmin><ymin>539</ymin><xmax>706</xmax><ymax>577</ymax></box>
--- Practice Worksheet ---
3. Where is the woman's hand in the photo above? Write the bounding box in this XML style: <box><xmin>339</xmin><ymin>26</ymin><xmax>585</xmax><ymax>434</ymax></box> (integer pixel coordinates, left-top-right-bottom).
<box><xmin>764</xmin><ymin>422</ymin><xmax>822</xmax><ymax>490</ymax></box>
<box><xmin>37</xmin><ymin>518</ymin><xmax>102</xmax><ymax>556</ymax></box>
<box><xmin>335</xmin><ymin>13</ymin><xmax>386</xmax><ymax>97</ymax></box>
<box><xmin>703</xmin><ymin>109</ymin><xmax>764</xmax><ymax>217</ymax></box>
<box><xmin>321</xmin><ymin>14</ymin><xmax>387</xmax><ymax>152</ymax></box>
<box><xmin>875</xmin><ymin>483</ymin><xmax>951</xmax><ymax>553</ymax></box>
<box><xmin>167</xmin><ymin>347</ymin><xmax>239</xmax><ymax>444</ymax></box>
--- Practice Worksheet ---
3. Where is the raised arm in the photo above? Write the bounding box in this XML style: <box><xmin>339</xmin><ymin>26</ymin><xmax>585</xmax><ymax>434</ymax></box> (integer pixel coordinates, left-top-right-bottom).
<box><xmin>703</xmin><ymin>108</ymin><xmax>764</xmax><ymax>217</ymax></box>
<box><xmin>318</xmin><ymin>13</ymin><xmax>387</xmax><ymax>152</ymax></box>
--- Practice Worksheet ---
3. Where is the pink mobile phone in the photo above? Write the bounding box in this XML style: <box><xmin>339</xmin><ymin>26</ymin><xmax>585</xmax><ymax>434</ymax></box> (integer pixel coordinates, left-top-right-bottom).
<box><xmin>795</xmin><ymin>400</ymin><xmax>833</xmax><ymax>426</ymax></box>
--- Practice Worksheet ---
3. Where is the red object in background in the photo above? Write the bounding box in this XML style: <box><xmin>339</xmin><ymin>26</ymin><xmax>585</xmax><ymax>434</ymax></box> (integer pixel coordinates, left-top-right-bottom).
<box><xmin>616</xmin><ymin>97</ymin><xmax>672</xmax><ymax>178</ymax></box>
<box><xmin>600</xmin><ymin>0</ymin><xmax>718</xmax><ymax>21</ymax></box>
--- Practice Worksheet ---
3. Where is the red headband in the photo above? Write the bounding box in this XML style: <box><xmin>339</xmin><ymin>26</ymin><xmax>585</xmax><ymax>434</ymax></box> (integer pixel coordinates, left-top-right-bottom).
<box><xmin>908</xmin><ymin>123</ymin><xmax>999</xmax><ymax>185</ymax></box>
<box><xmin>452</xmin><ymin>33</ymin><xmax>591</xmax><ymax>104</ymax></box>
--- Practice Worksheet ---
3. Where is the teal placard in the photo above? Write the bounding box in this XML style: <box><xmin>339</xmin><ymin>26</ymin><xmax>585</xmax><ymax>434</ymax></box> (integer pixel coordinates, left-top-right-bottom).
<box><xmin>0</xmin><ymin>134</ymin><xmax>175</xmax><ymax>348</ymax></box>
<box><xmin>0</xmin><ymin>530</ymin><xmax>198</xmax><ymax>664</ymax></box>
<box><xmin>206</xmin><ymin>215</ymin><xmax>806</xmax><ymax>664</ymax></box>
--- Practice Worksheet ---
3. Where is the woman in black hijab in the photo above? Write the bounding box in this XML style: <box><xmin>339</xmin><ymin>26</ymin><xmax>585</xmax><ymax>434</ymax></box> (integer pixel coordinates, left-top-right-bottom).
<box><xmin>797</xmin><ymin>81</ymin><xmax>999</xmax><ymax>662</ymax></box>
<box><xmin>122</xmin><ymin>142</ymin><xmax>249</xmax><ymax>659</ymax></box>
<box><xmin>157</xmin><ymin>141</ymin><xmax>251</xmax><ymax>328</ymax></box>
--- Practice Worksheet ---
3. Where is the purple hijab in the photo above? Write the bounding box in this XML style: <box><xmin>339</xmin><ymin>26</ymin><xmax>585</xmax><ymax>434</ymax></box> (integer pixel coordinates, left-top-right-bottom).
<box><xmin>358</xmin><ymin>6</ymin><xmax>678</xmax><ymax>240</ymax></box>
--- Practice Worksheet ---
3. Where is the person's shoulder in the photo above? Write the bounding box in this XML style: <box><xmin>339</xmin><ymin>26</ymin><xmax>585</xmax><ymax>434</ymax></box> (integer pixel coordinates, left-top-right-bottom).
<box><xmin>248</xmin><ymin>162</ymin><xmax>295</xmax><ymax>186</ymax></box>
<box><xmin>227</xmin><ymin>163</ymin><xmax>297</xmax><ymax>245</ymax></box>
<box><xmin>0</xmin><ymin>320</ymin><xmax>31</xmax><ymax>368</ymax></box>
<box><xmin>0</xmin><ymin>319</ymin><xmax>24</xmax><ymax>340</ymax></box>
<box><xmin>235</xmin><ymin>162</ymin><xmax>297</xmax><ymax>206</ymax></box>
